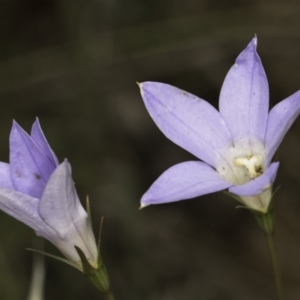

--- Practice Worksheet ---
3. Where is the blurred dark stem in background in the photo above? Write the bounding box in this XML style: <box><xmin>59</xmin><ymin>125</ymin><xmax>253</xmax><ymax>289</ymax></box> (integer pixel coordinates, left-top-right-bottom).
<box><xmin>0</xmin><ymin>1</ymin><xmax>300</xmax><ymax>299</ymax></box>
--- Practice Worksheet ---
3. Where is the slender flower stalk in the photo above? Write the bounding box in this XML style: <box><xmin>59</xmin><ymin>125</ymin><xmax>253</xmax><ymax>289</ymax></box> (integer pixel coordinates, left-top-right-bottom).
<box><xmin>0</xmin><ymin>119</ymin><xmax>115</xmax><ymax>298</ymax></box>
<box><xmin>103</xmin><ymin>292</ymin><xmax>116</xmax><ymax>300</ymax></box>
<box><xmin>27</xmin><ymin>241</ymin><xmax>45</xmax><ymax>300</ymax></box>
<box><xmin>255</xmin><ymin>212</ymin><xmax>285</xmax><ymax>300</ymax></box>
<box><xmin>138</xmin><ymin>37</ymin><xmax>300</xmax><ymax>298</ymax></box>
<box><xmin>266</xmin><ymin>232</ymin><xmax>285</xmax><ymax>300</ymax></box>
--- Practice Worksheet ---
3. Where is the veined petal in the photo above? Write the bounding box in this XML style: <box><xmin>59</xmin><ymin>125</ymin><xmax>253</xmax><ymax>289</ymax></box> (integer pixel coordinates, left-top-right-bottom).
<box><xmin>39</xmin><ymin>160</ymin><xmax>98</xmax><ymax>267</ymax></box>
<box><xmin>140</xmin><ymin>82</ymin><xmax>232</xmax><ymax>167</ymax></box>
<box><xmin>219</xmin><ymin>37</ymin><xmax>269</xmax><ymax>148</ymax></box>
<box><xmin>9</xmin><ymin>121</ymin><xmax>56</xmax><ymax>198</ymax></box>
<box><xmin>0</xmin><ymin>187</ymin><xmax>55</xmax><ymax>238</ymax></box>
<box><xmin>229</xmin><ymin>162</ymin><xmax>279</xmax><ymax>196</ymax></box>
<box><xmin>141</xmin><ymin>161</ymin><xmax>232</xmax><ymax>206</ymax></box>
<box><xmin>0</xmin><ymin>162</ymin><xmax>14</xmax><ymax>190</ymax></box>
<box><xmin>265</xmin><ymin>91</ymin><xmax>300</xmax><ymax>165</ymax></box>
<box><xmin>39</xmin><ymin>161</ymin><xmax>87</xmax><ymax>238</ymax></box>
<box><xmin>31</xmin><ymin>118</ymin><xmax>59</xmax><ymax>167</ymax></box>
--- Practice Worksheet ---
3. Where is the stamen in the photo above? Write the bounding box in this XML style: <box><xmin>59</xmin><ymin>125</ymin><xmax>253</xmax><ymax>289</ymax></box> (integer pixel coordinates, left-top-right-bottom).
<box><xmin>234</xmin><ymin>155</ymin><xmax>263</xmax><ymax>179</ymax></box>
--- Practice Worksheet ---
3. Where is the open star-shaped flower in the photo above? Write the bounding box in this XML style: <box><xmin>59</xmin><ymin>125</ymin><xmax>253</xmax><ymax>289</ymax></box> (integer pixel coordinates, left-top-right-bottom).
<box><xmin>139</xmin><ymin>37</ymin><xmax>300</xmax><ymax>213</ymax></box>
<box><xmin>0</xmin><ymin>119</ymin><xmax>98</xmax><ymax>271</ymax></box>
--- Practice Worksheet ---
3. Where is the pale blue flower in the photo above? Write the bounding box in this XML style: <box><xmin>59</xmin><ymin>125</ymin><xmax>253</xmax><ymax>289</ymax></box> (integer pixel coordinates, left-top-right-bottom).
<box><xmin>0</xmin><ymin>119</ymin><xmax>98</xmax><ymax>270</ymax></box>
<box><xmin>139</xmin><ymin>37</ymin><xmax>300</xmax><ymax>212</ymax></box>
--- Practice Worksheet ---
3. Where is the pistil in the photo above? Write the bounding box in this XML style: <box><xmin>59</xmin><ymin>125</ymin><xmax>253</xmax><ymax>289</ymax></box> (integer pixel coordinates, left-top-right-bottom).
<box><xmin>234</xmin><ymin>155</ymin><xmax>263</xmax><ymax>179</ymax></box>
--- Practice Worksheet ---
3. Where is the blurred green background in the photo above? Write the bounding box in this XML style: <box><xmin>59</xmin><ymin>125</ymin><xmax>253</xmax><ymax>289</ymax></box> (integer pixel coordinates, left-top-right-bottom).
<box><xmin>0</xmin><ymin>0</ymin><xmax>300</xmax><ymax>299</ymax></box>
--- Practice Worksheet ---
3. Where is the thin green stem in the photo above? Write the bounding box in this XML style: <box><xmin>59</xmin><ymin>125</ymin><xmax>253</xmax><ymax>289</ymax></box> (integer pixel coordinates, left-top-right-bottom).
<box><xmin>104</xmin><ymin>292</ymin><xmax>115</xmax><ymax>300</ymax></box>
<box><xmin>254</xmin><ymin>211</ymin><xmax>285</xmax><ymax>300</ymax></box>
<box><xmin>265</xmin><ymin>232</ymin><xmax>285</xmax><ymax>300</ymax></box>
<box><xmin>103</xmin><ymin>291</ymin><xmax>116</xmax><ymax>300</ymax></box>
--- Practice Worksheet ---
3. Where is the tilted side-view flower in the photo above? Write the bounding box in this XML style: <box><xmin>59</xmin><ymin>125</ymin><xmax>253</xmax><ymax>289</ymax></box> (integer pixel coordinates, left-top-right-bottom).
<box><xmin>0</xmin><ymin>119</ymin><xmax>98</xmax><ymax>270</ymax></box>
<box><xmin>139</xmin><ymin>37</ymin><xmax>300</xmax><ymax>213</ymax></box>
<box><xmin>0</xmin><ymin>119</ymin><xmax>115</xmax><ymax>298</ymax></box>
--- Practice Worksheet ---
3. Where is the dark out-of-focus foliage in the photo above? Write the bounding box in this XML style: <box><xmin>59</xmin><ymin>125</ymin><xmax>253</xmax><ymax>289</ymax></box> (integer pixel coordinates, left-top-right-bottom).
<box><xmin>0</xmin><ymin>0</ymin><xmax>300</xmax><ymax>299</ymax></box>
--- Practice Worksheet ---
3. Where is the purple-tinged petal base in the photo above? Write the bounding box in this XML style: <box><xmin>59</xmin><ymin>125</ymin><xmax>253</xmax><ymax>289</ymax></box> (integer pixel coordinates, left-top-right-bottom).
<box><xmin>39</xmin><ymin>160</ymin><xmax>98</xmax><ymax>267</ymax></box>
<box><xmin>229</xmin><ymin>162</ymin><xmax>279</xmax><ymax>196</ymax></box>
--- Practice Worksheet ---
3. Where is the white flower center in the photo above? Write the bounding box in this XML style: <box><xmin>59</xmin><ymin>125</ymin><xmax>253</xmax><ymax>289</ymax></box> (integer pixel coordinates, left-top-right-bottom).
<box><xmin>217</xmin><ymin>140</ymin><xmax>265</xmax><ymax>186</ymax></box>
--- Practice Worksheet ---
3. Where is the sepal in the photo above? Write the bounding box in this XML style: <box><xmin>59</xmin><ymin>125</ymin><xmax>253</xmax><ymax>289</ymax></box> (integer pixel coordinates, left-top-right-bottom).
<box><xmin>222</xmin><ymin>191</ymin><xmax>244</xmax><ymax>204</ymax></box>
<box><xmin>223</xmin><ymin>190</ymin><xmax>275</xmax><ymax>234</ymax></box>
<box><xmin>224</xmin><ymin>186</ymin><xmax>279</xmax><ymax>214</ymax></box>
<box><xmin>27</xmin><ymin>248</ymin><xmax>79</xmax><ymax>270</ymax></box>
<box><xmin>86</xmin><ymin>196</ymin><xmax>93</xmax><ymax>228</ymax></box>
<box><xmin>75</xmin><ymin>246</ymin><xmax>110</xmax><ymax>294</ymax></box>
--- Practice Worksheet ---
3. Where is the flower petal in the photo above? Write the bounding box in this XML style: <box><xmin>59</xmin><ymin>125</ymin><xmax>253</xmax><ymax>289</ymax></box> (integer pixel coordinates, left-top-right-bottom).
<box><xmin>265</xmin><ymin>91</ymin><xmax>300</xmax><ymax>165</ymax></box>
<box><xmin>0</xmin><ymin>187</ymin><xmax>55</xmax><ymax>238</ymax></box>
<box><xmin>141</xmin><ymin>161</ymin><xmax>232</xmax><ymax>206</ymax></box>
<box><xmin>9</xmin><ymin>121</ymin><xmax>56</xmax><ymax>198</ymax></box>
<box><xmin>0</xmin><ymin>162</ymin><xmax>14</xmax><ymax>189</ymax></box>
<box><xmin>31</xmin><ymin>118</ymin><xmax>59</xmax><ymax>167</ymax></box>
<box><xmin>140</xmin><ymin>82</ymin><xmax>232</xmax><ymax>167</ymax></box>
<box><xmin>229</xmin><ymin>162</ymin><xmax>279</xmax><ymax>196</ymax></box>
<box><xmin>219</xmin><ymin>37</ymin><xmax>269</xmax><ymax>148</ymax></box>
<box><xmin>39</xmin><ymin>160</ymin><xmax>98</xmax><ymax>266</ymax></box>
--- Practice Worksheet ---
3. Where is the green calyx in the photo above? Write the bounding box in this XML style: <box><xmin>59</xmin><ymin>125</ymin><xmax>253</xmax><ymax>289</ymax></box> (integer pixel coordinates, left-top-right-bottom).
<box><xmin>75</xmin><ymin>246</ymin><xmax>110</xmax><ymax>293</ymax></box>
<box><xmin>252</xmin><ymin>209</ymin><xmax>275</xmax><ymax>235</ymax></box>
<box><xmin>222</xmin><ymin>190</ymin><xmax>275</xmax><ymax>234</ymax></box>
<box><xmin>75</xmin><ymin>198</ymin><xmax>111</xmax><ymax>294</ymax></box>
<box><xmin>223</xmin><ymin>185</ymin><xmax>280</xmax><ymax>215</ymax></box>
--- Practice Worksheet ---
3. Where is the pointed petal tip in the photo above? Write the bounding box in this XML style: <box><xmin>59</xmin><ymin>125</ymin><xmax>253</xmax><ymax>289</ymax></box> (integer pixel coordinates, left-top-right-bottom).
<box><xmin>62</xmin><ymin>159</ymin><xmax>71</xmax><ymax>171</ymax></box>
<box><xmin>32</xmin><ymin>117</ymin><xmax>41</xmax><ymax>127</ymax></box>
<box><xmin>10</xmin><ymin>120</ymin><xmax>28</xmax><ymax>139</ymax></box>
<box><xmin>11</xmin><ymin>121</ymin><xmax>35</xmax><ymax>145</ymax></box>
<box><xmin>253</xmin><ymin>35</ymin><xmax>257</xmax><ymax>46</ymax></box>
<box><xmin>245</xmin><ymin>36</ymin><xmax>257</xmax><ymax>53</ymax></box>
<box><xmin>137</xmin><ymin>82</ymin><xmax>145</xmax><ymax>96</ymax></box>
<box><xmin>11</xmin><ymin>120</ymin><xmax>21</xmax><ymax>129</ymax></box>
<box><xmin>31</xmin><ymin>118</ymin><xmax>42</xmax><ymax>136</ymax></box>
<box><xmin>236</xmin><ymin>36</ymin><xmax>259</xmax><ymax>63</ymax></box>
<box><xmin>136</xmin><ymin>82</ymin><xmax>143</xmax><ymax>98</ymax></box>
<box><xmin>50</xmin><ymin>160</ymin><xmax>71</xmax><ymax>179</ymax></box>
<box><xmin>139</xmin><ymin>202</ymin><xmax>148</xmax><ymax>210</ymax></box>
